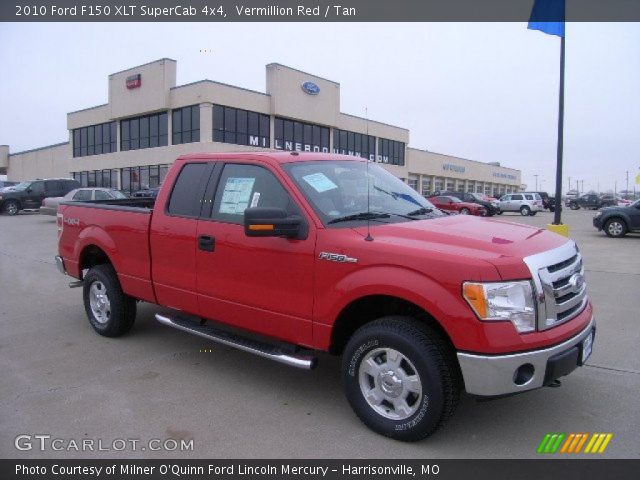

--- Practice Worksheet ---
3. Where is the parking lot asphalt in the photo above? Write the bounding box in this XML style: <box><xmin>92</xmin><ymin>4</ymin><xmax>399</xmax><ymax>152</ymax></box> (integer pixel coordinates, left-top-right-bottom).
<box><xmin>0</xmin><ymin>208</ymin><xmax>638</xmax><ymax>459</ymax></box>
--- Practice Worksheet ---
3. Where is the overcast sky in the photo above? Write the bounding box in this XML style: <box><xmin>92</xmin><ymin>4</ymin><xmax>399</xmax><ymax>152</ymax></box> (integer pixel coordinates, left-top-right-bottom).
<box><xmin>0</xmin><ymin>22</ymin><xmax>638</xmax><ymax>193</ymax></box>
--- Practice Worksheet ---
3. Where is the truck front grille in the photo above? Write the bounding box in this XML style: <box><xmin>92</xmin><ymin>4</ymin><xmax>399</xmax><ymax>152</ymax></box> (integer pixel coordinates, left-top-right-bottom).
<box><xmin>524</xmin><ymin>242</ymin><xmax>588</xmax><ymax>331</ymax></box>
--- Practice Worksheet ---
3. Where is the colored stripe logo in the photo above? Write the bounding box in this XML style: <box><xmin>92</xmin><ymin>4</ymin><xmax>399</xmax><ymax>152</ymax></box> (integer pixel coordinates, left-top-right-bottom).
<box><xmin>537</xmin><ymin>433</ymin><xmax>613</xmax><ymax>454</ymax></box>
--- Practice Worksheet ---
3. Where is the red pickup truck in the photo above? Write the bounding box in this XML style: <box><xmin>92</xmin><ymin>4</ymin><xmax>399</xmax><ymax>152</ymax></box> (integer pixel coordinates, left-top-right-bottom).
<box><xmin>56</xmin><ymin>152</ymin><xmax>595</xmax><ymax>441</ymax></box>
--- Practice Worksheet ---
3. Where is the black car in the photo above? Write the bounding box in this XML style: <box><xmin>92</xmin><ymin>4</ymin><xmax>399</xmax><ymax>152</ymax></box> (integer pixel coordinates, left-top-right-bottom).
<box><xmin>533</xmin><ymin>191</ymin><xmax>557</xmax><ymax>211</ymax></box>
<box><xmin>0</xmin><ymin>178</ymin><xmax>80</xmax><ymax>215</ymax></box>
<box><xmin>592</xmin><ymin>199</ymin><xmax>640</xmax><ymax>237</ymax></box>
<box><xmin>568</xmin><ymin>194</ymin><xmax>616</xmax><ymax>210</ymax></box>
<box><xmin>435</xmin><ymin>191</ymin><xmax>499</xmax><ymax>216</ymax></box>
<box><xmin>131</xmin><ymin>187</ymin><xmax>160</xmax><ymax>199</ymax></box>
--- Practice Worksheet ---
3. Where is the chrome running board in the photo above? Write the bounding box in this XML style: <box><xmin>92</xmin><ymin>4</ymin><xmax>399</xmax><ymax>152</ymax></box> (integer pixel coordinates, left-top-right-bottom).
<box><xmin>155</xmin><ymin>314</ymin><xmax>317</xmax><ymax>370</ymax></box>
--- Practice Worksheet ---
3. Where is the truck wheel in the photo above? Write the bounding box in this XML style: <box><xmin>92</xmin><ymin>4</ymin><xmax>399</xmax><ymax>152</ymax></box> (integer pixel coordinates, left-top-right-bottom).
<box><xmin>459</xmin><ymin>208</ymin><xmax>470</xmax><ymax>215</ymax></box>
<box><xmin>604</xmin><ymin>218</ymin><xmax>627</xmax><ymax>238</ymax></box>
<box><xmin>342</xmin><ymin>316</ymin><xmax>461</xmax><ymax>442</ymax></box>
<box><xmin>520</xmin><ymin>206</ymin><xmax>531</xmax><ymax>216</ymax></box>
<box><xmin>3</xmin><ymin>200</ymin><xmax>20</xmax><ymax>216</ymax></box>
<box><xmin>570</xmin><ymin>204</ymin><xmax>579</xmax><ymax>210</ymax></box>
<box><xmin>83</xmin><ymin>264</ymin><xmax>136</xmax><ymax>337</ymax></box>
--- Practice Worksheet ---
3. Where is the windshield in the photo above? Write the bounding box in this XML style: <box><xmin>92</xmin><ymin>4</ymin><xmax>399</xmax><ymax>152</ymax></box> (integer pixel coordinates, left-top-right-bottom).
<box><xmin>284</xmin><ymin>160</ymin><xmax>443</xmax><ymax>225</ymax></box>
<box><xmin>11</xmin><ymin>182</ymin><xmax>31</xmax><ymax>191</ymax></box>
<box><xmin>447</xmin><ymin>196</ymin><xmax>462</xmax><ymax>203</ymax></box>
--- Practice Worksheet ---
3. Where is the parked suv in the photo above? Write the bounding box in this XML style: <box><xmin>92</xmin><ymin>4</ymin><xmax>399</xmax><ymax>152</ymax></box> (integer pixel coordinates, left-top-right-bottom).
<box><xmin>593</xmin><ymin>199</ymin><xmax>640</xmax><ymax>237</ymax></box>
<box><xmin>568</xmin><ymin>194</ymin><xmax>616</xmax><ymax>210</ymax></box>
<box><xmin>436</xmin><ymin>191</ymin><xmax>499</xmax><ymax>216</ymax></box>
<box><xmin>498</xmin><ymin>192</ymin><xmax>542</xmax><ymax>216</ymax></box>
<box><xmin>0</xmin><ymin>178</ymin><xmax>80</xmax><ymax>215</ymax></box>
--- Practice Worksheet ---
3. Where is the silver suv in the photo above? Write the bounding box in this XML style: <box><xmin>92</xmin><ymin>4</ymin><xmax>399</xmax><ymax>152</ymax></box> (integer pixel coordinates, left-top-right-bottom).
<box><xmin>498</xmin><ymin>192</ymin><xmax>543</xmax><ymax>216</ymax></box>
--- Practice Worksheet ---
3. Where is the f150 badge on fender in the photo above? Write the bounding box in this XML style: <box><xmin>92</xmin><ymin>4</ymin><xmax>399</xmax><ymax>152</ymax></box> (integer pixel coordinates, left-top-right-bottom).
<box><xmin>318</xmin><ymin>252</ymin><xmax>358</xmax><ymax>263</ymax></box>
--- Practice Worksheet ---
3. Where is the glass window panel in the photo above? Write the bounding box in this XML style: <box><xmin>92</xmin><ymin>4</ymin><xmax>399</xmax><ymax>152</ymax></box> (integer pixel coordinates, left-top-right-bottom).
<box><xmin>213</xmin><ymin>105</ymin><xmax>224</xmax><ymax>130</ymax></box>
<box><xmin>284</xmin><ymin>121</ymin><xmax>293</xmax><ymax>142</ymax></box>
<box><xmin>191</xmin><ymin>106</ymin><xmax>199</xmax><ymax>131</ymax></box>
<box><xmin>237</xmin><ymin>109</ymin><xmax>247</xmax><ymax>133</ymax></box>
<box><xmin>182</xmin><ymin>107</ymin><xmax>191</xmax><ymax>131</ymax></box>
<box><xmin>224</xmin><ymin>108</ymin><xmax>236</xmax><ymax>131</ymax></box>
<box><xmin>172</xmin><ymin>109</ymin><xmax>181</xmax><ymax>134</ymax></box>
<box><xmin>259</xmin><ymin>115</ymin><xmax>269</xmax><ymax>137</ymax></box>
<box><xmin>248</xmin><ymin>111</ymin><xmax>258</xmax><ymax>134</ymax></box>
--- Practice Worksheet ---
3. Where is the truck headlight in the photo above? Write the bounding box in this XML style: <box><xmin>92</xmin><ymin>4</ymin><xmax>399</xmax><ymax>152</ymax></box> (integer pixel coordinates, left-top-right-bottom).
<box><xmin>462</xmin><ymin>281</ymin><xmax>536</xmax><ymax>333</ymax></box>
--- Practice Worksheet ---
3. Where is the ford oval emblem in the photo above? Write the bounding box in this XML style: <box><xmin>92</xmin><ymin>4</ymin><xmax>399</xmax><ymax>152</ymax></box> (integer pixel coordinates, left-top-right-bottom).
<box><xmin>301</xmin><ymin>81</ymin><xmax>320</xmax><ymax>95</ymax></box>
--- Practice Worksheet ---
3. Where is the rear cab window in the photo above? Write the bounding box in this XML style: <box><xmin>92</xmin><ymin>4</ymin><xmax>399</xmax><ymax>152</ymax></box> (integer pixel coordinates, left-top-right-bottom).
<box><xmin>167</xmin><ymin>163</ymin><xmax>212</xmax><ymax>217</ymax></box>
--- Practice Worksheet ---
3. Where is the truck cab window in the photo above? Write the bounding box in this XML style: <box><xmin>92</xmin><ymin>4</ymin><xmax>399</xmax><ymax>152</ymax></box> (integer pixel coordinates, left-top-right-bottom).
<box><xmin>167</xmin><ymin>163</ymin><xmax>210</xmax><ymax>217</ymax></box>
<box><xmin>211</xmin><ymin>164</ymin><xmax>298</xmax><ymax>225</ymax></box>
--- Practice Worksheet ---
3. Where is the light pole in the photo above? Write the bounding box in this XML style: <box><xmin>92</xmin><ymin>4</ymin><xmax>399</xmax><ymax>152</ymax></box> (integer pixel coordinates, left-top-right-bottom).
<box><xmin>568</xmin><ymin>176</ymin><xmax>571</xmax><ymax>193</ymax></box>
<box><xmin>534</xmin><ymin>174</ymin><xmax>539</xmax><ymax>191</ymax></box>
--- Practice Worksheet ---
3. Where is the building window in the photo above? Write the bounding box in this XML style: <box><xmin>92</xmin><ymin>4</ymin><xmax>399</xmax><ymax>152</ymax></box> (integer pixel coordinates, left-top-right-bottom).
<box><xmin>467</xmin><ymin>181</ymin><xmax>475</xmax><ymax>193</ymax></box>
<box><xmin>213</xmin><ymin>104</ymin><xmax>269</xmax><ymax>148</ymax></box>
<box><xmin>446</xmin><ymin>179</ymin><xmax>455</xmax><ymax>191</ymax></box>
<box><xmin>72</xmin><ymin>169</ymin><xmax>119</xmax><ymax>188</ymax></box>
<box><xmin>120</xmin><ymin>164</ymin><xmax>170</xmax><ymax>194</ymax></box>
<box><xmin>476</xmin><ymin>183</ymin><xmax>484</xmax><ymax>194</ymax></box>
<box><xmin>172</xmin><ymin>105</ymin><xmax>200</xmax><ymax>145</ymax></box>
<box><xmin>376</xmin><ymin>138</ymin><xmax>405</xmax><ymax>166</ymax></box>
<box><xmin>73</xmin><ymin>122</ymin><xmax>117</xmax><ymax>158</ymax></box>
<box><xmin>485</xmin><ymin>184</ymin><xmax>492</xmax><ymax>196</ymax></box>
<box><xmin>121</xmin><ymin>112</ymin><xmax>168</xmax><ymax>151</ymax></box>
<box><xmin>274</xmin><ymin>117</ymin><xmax>329</xmax><ymax>153</ymax></box>
<box><xmin>333</xmin><ymin>129</ymin><xmax>376</xmax><ymax>160</ymax></box>
<box><xmin>421</xmin><ymin>176</ymin><xmax>432</xmax><ymax>196</ymax></box>
<box><xmin>433</xmin><ymin>177</ymin><xmax>444</xmax><ymax>194</ymax></box>
<box><xmin>407</xmin><ymin>174</ymin><xmax>419</xmax><ymax>193</ymax></box>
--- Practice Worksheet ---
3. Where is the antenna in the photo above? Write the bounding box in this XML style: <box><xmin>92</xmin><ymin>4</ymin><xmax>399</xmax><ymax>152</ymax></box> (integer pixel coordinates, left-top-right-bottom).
<box><xmin>364</xmin><ymin>106</ymin><xmax>373</xmax><ymax>242</ymax></box>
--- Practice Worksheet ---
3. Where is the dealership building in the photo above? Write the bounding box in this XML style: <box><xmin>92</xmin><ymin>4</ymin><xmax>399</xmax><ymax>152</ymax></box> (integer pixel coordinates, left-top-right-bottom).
<box><xmin>0</xmin><ymin>58</ymin><xmax>521</xmax><ymax>197</ymax></box>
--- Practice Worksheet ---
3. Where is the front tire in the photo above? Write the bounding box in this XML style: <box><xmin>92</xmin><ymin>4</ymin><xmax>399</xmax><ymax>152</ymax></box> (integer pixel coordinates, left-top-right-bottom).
<box><xmin>520</xmin><ymin>206</ymin><xmax>531</xmax><ymax>216</ymax></box>
<box><xmin>3</xmin><ymin>200</ymin><xmax>20</xmax><ymax>216</ymax></box>
<box><xmin>342</xmin><ymin>317</ymin><xmax>460</xmax><ymax>442</ymax></box>
<box><xmin>83</xmin><ymin>264</ymin><xmax>136</xmax><ymax>337</ymax></box>
<box><xmin>604</xmin><ymin>218</ymin><xmax>627</xmax><ymax>238</ymax></box>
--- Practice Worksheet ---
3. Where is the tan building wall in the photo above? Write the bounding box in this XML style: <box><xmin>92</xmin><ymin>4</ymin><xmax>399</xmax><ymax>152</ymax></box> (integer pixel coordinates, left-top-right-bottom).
<box><xmin>7</xmin><ymin>58</ymin><xmax>521</xmax><ymax>195</ymax></box>
<box><xmin>8</xmin><ymin>143</ymin><xmax>72</xmax><ymax>181</ymax></box>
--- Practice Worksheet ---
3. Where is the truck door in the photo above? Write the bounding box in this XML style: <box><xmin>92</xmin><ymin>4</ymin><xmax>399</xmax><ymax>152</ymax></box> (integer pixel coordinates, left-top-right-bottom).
<box><xmin>24</xmin><ymin>181</ymin><xmax>44</xmax><ymax>208</ymax></box>
<box><xmin>629</xmin><ymin>202</ymin><xmax>640</xmax><ymax>229</ymax></box>
<box><xmin>195</xmin><ymin>162</ymin><xmax>315</xmax><ymax>347</ymax></box>
<box><xmin>150</xmin><ymin>161</ymin><xmax>214</xmax><ymax>314</ymax></box>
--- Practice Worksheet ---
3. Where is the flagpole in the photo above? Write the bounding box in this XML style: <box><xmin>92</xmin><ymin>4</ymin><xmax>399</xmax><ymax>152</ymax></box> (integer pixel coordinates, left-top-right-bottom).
<box><xmin>552</xmin><ymin>35</ymin><xmax>565</xmax><ymax>225</ymax></box>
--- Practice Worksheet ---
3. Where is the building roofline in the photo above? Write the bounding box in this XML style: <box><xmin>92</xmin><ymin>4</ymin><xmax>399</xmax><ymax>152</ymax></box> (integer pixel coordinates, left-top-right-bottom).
<box><xmin>266</xmin><ymin>63</ymin><xmax>340</xmax><ymax>85</ymax></box>
<box><xmin>9</xmin><ymin>142</ymin><xmax>69</xmax><ymax>157</ymax></box>
<box><xmin>339</xmin><ymin>112</ymin><xmax>409</xmax><ymax>133</ymax></box>
<box><xmin>171</xmin><ymin>79</ymin><xmax>270</xmax><ymax>97</ymax></box>
<box><xmin>108</xmin><ymin>58</ymin><xmax>177</xmax><ymax>77</ymax></box>
<box><xmin>67</xmin><ymin>103</ymin><xmax>109</xmax><ymax>115</ymax></box>
<box><xmin>407</xmin><ymin>147</ymin><xmax>520</xmax><ymax>173</ymax></box>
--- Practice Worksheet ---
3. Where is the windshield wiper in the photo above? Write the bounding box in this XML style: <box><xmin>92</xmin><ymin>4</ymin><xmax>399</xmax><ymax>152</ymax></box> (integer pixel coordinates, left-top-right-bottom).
<box><xmin>406</xmin><ymin>207</ymin><xmax>434</xmax><ymax>217</ymax></box>
<box><xmin>327</xmin><ymin>212</ymin><xmax>391</xmax><ymax>224</ymax></box>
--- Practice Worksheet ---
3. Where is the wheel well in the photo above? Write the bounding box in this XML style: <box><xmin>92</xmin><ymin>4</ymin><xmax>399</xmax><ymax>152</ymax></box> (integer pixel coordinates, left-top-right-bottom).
<box><xmin>605</xmin><ymin>216</ymin><xmax>627</xmax><ymax>227</ymax></box>
<box><xmin>329</xmin><ymin>295</ymin><xmax>455</xmax><ymax>356</ymax></box>
<box><xmin>79</xmin><ymin>245</ymin><xmax>112</xmax><ymax>275</ymax></box>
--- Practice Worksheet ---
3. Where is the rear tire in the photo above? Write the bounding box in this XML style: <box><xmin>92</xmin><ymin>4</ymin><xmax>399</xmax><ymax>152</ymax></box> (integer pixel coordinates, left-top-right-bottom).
<box><xmin>342</xmin><ymin>316</ymin><xmax>461</xmax><ymax>442</ymax></box>
<box><xmin>83</xmin><ymin>264</ymin><xmax>136</xmax><ymax>337</ymax></box>
<box><xmin>3</xmin><ymin>200</ymin><xmax>20</xmax><ymax>216</ymax></box>
<box><xmin>520</xmin><ymin>206</ymin><xmax>531</xmax><ymax>216</ymax></box>
<box><xmin>604</xmin><ymin>218</ymin><xmax>627</xmax><ymax>238</ymax></box>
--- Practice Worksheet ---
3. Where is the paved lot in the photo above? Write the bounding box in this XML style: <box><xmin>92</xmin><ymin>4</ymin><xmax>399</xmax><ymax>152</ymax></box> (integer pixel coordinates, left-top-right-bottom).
<box><xmin>0</xmin><ymin>208</ymin><xmax>638</xmax><ymax>459</ymax></box>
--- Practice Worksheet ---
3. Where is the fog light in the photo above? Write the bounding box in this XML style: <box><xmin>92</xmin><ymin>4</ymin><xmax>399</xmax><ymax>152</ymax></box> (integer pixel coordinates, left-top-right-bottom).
<box><xmin>514</xmin><ymin>363</ymin><xmax>535</xmax><ymax>385</ymax></box>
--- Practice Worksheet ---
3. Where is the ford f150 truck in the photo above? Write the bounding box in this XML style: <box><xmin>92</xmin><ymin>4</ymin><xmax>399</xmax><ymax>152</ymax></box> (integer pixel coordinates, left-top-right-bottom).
<box><xmin>56</xmin><ymin>152</ymin><xmax>595</xmax><ymax>441</ymax></box>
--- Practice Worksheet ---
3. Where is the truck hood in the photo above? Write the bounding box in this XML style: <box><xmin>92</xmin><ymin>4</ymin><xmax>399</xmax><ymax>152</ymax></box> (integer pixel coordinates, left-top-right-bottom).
<box><xmin>353</xmin><ymin>215</ymin><xmax>568</xmax><ymax>263</ymax></box>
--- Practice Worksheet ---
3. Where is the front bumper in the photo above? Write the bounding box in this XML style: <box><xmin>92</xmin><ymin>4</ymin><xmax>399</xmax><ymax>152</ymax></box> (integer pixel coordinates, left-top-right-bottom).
<box><xmin>593</xmin><ymin>216</ymin><xmax>603</xmax><ymax>230</ymax></box>
<box><xmin>457</xmin><ymin>316</ymin><xmax>595</xmax><ymax>396</ymax></box>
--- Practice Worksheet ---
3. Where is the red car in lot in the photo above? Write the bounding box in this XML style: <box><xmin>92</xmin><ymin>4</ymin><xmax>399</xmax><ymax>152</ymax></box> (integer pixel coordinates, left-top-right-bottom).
<box><xmin>429</xmin><ymin>195</ymin><xmax>486</xmax><ymax>216</ymax></box>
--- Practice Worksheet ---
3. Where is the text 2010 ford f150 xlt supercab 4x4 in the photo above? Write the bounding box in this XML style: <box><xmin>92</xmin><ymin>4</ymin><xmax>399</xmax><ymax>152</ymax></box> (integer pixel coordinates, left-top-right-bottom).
<box><xmin>56</xmin><ymin>152</ymin><xmax>595</xmax><ymax>441</ymax></box>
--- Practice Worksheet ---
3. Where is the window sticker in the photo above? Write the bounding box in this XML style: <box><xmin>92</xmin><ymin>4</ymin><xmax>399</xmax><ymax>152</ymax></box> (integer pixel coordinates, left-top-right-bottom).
<box><xmin>250</xmin><ymin>192</ymin><xmax>261</xmax><ymax>208</ymax></box>
<box><xmin>302</xmin><ymin>173</ymin><xmax>338</xmax><ymax>193</ymax></box>
<box><xmin>219</xmin><ymin>177</ymin><xmax>255</xmax><ymax>214</ymax></box>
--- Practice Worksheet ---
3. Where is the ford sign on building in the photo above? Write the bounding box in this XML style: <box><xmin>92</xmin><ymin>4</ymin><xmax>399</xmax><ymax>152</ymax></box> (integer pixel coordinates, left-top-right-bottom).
<box><xmin>301</xmin><ymin>81</ymin><xmax>320</xmax><ymax>95</ymax></box>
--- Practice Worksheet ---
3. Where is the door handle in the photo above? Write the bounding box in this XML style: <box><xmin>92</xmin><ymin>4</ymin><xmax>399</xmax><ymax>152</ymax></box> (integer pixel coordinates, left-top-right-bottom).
<box><xmin>198</xmin><ymin>235</ymin><xmax>215</xmax><ymax>252</ymax></box>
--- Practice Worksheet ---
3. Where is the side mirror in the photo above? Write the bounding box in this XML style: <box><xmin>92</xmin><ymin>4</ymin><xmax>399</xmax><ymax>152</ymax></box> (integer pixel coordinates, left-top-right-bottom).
<box><xmin>244</xmin><ymin>207</ymin><xmax>306</xmax><ymax>239</ymax></box>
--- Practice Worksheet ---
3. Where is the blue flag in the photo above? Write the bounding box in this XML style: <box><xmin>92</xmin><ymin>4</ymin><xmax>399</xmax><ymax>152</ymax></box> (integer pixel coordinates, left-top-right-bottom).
<box><xmin>528</xmin><ymin>0</ymin><xmax>565</xmax><ymax>37</ymax></box>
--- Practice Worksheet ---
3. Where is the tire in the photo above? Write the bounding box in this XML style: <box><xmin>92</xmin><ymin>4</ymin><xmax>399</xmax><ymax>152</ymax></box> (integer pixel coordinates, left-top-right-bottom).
<box><xmin>3</xmin><ymin>200</ymin><xmax>20</xmax><ymax>216</ymax></box>
<box><xmin>459</xmin><ymin>208</ymin><xmax>470</xmax><ymax>215</ymax></box>
<box><xmin>570</xmin><ymin>204</ymin><xmax>579</xmax><ymax>210</ymax></box>
<box><xmin>83</xmin><ymin>264</ymin><xmax>136</xmax><ymax>337</ymax></box>
<box><xmin>603</xmin><ymin>218</ymin><xmax>627</xmax><ymax>238</ymax></box>
<box><xmin>496</xmin><ymin>211</ymin><xmax>503</xmax><ymax>215</ymax></box>
<box><xmin>520</xmin><ymin>206</ymin><xmax>531</xmax><ymax>216</ymax></box>
<box><xmin>342</xmin><ymin>316</ymin><xmax>461</xmax><ymax>442</ymax></box>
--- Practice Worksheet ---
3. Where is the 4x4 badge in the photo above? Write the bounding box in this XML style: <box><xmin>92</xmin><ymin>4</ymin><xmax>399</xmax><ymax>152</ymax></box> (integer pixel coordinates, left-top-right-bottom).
<box><xmin>318</xmin><ymin>252</ymin><xmax>358</xmax><ymax>264</ymax></box>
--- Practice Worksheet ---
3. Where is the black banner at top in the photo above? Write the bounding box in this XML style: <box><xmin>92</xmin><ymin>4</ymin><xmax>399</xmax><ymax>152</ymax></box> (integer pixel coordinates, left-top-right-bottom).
<box><xmin>3</xmin><ymin>0</ymin><xmax>640</xmax><ymax>22</ymax></box>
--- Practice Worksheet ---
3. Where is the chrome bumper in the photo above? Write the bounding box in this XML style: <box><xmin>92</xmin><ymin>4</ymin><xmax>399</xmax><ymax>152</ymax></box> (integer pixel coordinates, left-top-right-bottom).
<box><xmin>457</xmin><ymin>316</ymin><xmax>595</xmax><ymax>396</ymax></box>
<box><xmin>54</xmin><ymin>255</ymin><xmax>67</xmax><ymax>275</ymax></box>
